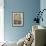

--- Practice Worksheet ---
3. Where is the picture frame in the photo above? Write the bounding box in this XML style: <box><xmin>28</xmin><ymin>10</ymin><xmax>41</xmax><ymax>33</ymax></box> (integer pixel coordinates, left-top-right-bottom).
<box><xmin>12</xmin><ymin>12</ymin><xmax>24</xmax><ymax>27</ymax></box>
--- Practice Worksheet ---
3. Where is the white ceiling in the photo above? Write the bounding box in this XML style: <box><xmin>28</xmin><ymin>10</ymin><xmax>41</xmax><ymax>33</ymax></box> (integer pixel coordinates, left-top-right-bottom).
<box><xmin>0</xmin><ymin>0</ymin><xmax>4</xmax><ymax>42</ymax></box>
<box><xmin>0</xmin><ymin>0</ymin><xmax>4</xmax><ymax>7</ymax></box>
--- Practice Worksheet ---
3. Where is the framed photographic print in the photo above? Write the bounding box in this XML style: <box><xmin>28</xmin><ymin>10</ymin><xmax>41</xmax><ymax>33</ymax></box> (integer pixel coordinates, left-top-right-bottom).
<box><xmin>12</xmin><ymin>12</ymin><xmax>24</xmax><ymax>27</ymax></box>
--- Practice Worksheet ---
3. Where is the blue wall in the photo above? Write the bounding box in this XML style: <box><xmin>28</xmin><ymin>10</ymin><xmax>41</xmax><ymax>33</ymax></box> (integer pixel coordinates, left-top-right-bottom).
<box><xmin>40</xmin><ymin>0</ymin><xmax>46</xmax><ymax>27</ymax></box>
<box><xmin>4</xmin><ymin>0</ymin><xmax>40</xmax><ymax>42</ymax></box>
